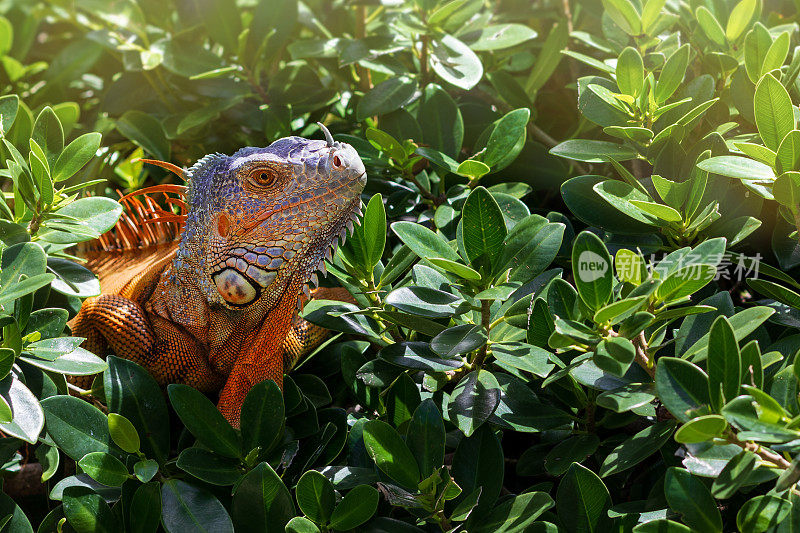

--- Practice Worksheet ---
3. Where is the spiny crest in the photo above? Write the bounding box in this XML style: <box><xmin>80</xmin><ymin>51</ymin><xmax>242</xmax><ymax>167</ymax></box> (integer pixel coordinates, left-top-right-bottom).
<box><xmin>94</xmin><ymin>184</ymin><xmax>189</xmax><ymax>252</ymax></box>
<box><xmin>296</xmin><ymin>200</ymin><xmax>364</xmax><ymax>310</ymax></box>
<box><xmin>92</xmin><ymin>154</ymin><xmax>231</xmax><ymax>252</ymax></box>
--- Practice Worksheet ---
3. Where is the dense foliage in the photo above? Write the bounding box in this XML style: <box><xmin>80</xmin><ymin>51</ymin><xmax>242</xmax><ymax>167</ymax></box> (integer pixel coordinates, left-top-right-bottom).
<box><xmin>4</xmin><ymin>0</ymin><xmax>800</xmax><ymax>531</ymax></box>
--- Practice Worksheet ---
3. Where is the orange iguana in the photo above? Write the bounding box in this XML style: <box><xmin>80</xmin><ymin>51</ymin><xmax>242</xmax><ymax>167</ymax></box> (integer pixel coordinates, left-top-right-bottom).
<box><xmin>71</xmin><ymin>125</ymin><xmax>366</xmax><ymax>425</ymax></box>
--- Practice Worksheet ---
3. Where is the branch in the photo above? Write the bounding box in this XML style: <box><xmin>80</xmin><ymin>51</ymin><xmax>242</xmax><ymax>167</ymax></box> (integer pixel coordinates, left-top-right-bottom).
<box><xmin>634</xmin><ymin>331</ymin><xmax>656</xmax><ymax>378</ymax></box>
<box><xmin>726</xmin><ymin>432</ymin><xmax>792</xmax><ymax>469</ymax></box>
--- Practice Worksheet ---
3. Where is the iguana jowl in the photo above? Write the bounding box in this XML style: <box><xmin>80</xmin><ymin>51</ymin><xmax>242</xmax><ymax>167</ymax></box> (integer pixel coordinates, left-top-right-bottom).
<box><xmin>72</xmin><ymin>126</ymin><xmax>366</xmax><ymax>425</ymax></box>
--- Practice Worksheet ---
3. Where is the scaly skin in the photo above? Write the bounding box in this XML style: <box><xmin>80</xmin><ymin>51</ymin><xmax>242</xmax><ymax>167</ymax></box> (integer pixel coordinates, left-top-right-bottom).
<box><xmin>72</xmin><ymin>129</ymin><xmax>366</xmax><ymax>425</ymax></box>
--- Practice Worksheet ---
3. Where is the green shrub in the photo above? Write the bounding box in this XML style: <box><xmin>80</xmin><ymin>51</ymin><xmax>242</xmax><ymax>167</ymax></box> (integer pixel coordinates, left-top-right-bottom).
<box><xmin>3</xmin><ymin>0</ymin><xmax>800</xmax><ymax>531</ymax></box>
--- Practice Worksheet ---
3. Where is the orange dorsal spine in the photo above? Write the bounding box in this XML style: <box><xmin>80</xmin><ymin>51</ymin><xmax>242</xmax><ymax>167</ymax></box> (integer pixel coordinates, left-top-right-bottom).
<box><xmin>84</xmin><ymin>161</ymin><xmax>190</xmax><ymax>289</ymax></box>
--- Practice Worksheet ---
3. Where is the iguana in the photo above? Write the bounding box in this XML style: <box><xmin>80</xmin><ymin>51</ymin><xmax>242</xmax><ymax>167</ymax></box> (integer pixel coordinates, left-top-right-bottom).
<box><xmin>71</xmin><ymin>125</ymin><xmax>366</xmax><ymax>425</ymax></box>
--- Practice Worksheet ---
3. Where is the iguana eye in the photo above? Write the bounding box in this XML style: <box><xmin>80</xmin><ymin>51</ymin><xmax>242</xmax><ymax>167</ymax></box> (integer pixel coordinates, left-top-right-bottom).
<box><xmin>250</xmin><ymin>169</ymin><xmax>276</xmax><ymax>187</ymax></box>
<box><xmin>332</xmin><ymin>155</ymin><xmax>343</xmax><ymax>168</ymax></box>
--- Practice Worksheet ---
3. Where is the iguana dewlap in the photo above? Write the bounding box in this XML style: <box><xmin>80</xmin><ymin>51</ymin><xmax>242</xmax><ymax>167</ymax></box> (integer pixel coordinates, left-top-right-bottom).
<box><xmin>71</xmin><ymin>126</ymin><xmax>366</xmax><ymax>425</ymax></box>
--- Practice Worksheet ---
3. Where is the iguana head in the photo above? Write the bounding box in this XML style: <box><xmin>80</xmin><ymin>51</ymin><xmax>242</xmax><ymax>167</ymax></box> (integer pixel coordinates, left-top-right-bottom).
<box><xmin>174</xmin><ymin>125</ymin><xmax>366</xmax><ymax>310</ymax></box>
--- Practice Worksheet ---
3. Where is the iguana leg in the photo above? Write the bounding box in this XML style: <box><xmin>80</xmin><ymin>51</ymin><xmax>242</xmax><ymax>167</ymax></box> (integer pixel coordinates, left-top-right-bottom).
<box><xmin>71</xmin><ymin>294</ymin><xmax>224</xmax><ymax>393</ymax></box>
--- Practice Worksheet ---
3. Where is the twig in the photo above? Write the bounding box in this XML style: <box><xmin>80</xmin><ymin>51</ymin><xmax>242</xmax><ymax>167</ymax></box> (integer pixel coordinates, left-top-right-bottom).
<box><xmin>726</xmin><ymin>432</ymin><xmax>792</xmax><ymax>469</ymax></box>
<box><xmin>634</xmin><ymin>331</ymin><xmax>656</xmax><ymax>378</ymax></box>
<box><xmin>528</xmin><ymin>123</ymin><xmax>590</xmax><ymax>175</ymax></box>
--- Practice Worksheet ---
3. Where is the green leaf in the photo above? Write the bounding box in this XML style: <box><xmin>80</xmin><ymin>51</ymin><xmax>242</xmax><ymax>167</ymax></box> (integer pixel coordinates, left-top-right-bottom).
<box><xmin>599</xmin><ymin>420</ymin><xmax>676</xmax><ymax>476</ymax></box>
<box><xmin>362</xmin><ymin>420</ymin><xmax>420</xmax><ymax>489</ymax></box>
<box><xmin>452</xmin><ymin>425</ymin><xmax>504</xmax><ymax>517</ymax></box>
<box><xmin>593</xmin><ymin>295</ymin><xmax>647</xmax><ymax>325</ymax></box>
<box><xmin>602</xmin><ymin>0</ymin><xmax>642</xmax><ymax>35</ymax></box>
<box><xmin>551</xmin><ymin>140</ymin><xmax>638</xmax><ymax>162</ymax></box>
<box><xmin>116</xmin><ymin>110</ymin><xmax>170</xmax><ymax>161</ymax></box>
<box><xmin>745</xmin><ymin>23</ymin><xmax>774</xmax><ymax>83</ymax></box>
<box><xmin>706</xmin><ymin>316</ymin><xmax>741</xmax><ymax>411</ymax></box>
<box><xmin>696</xmin><ymin>155</ymin><xmax>775</xmax><ymax>181</ymax></box>
<box><xmin>329</xmin><ymin>485</ymin><xmax>379</xmax><ymax>530</ymax></box>
<box><xmin>285</xmin><ymin>517</ymin><xmax>320</xmax><ymax>533</ymax></box>
<box><xmin>457</xmin><ymin>159</ymin><xmax>491</xmax><ymax>179</ymax></box>
<box><xmin>240</xmin><ymin>379</ymin><xmax>284</xmax><ymax>456</ymax></box>
<box><xmin>726</xmin><ymin>0</ymin><xmax>757</xmax><ymax>41</ymax></box>
<box><xmin>655</xmin><ymin>357</ymin><xmax>710</xmax><ymax>422</ymax></box>
<box><xmin>733</xmin><ymin>141</ymin><xmax>776</xmax><ymax>167</ymax></box>
<box><xmin>674</xmin><ymin>415</ymin><xmax>727</xmax><ymax>443</ymax></box>
<box><xmin>479</xmin><ymin>108</ymin><xmax>530</xmax><ymax>170</ymax></box>
<box><xmin>526</xmin><ymin>22</ymin><xmax>569</xmax><ymax>92</ymax></box>
<box><xmin>107</xmin><ymin>413</ymin><xmax>140</xmax><ymax>454</ymax></box>
<box><xmin>593</xmin><ymin>337</ymin><xmax>635</xmax><ymax>377</ymax></box>
<box><xmin>711</xmin><ymin>450</ymin><xmax>758</xmax><ymax>498</ymax></box>
<box><xmin>721</xmin><ymin>395</ymin><xmax>800</xmax><ymax>443</ymax></box>
<box><xmin>192</xmin><ymin>0</ymin><xmax>241</xmax><ymax>51</ymax></box>
<box><xmin>655</xmin><ymin>44</ymin><xmax>690</xmax><ymax>103</ymax></box>
<box><xmin>130</xmin><ymin>482</ymin><xmax>161</xmax><ymax>533</ymax></box>
<box><xmin>134</xmin><ymin>459</ymin><xmax>159</xmax><ymax>483</ymax></box>
<box><xmin>415</xmin><ymin>146</ymin><xmax>459</xmax><ymax>173</ymax></box>
<box><xmin>695</xmin><ymin>7</ymin><xmax>726</xmax><ymax>46</ymax></box>
<box><xmin>545</xmin><ymin>435</ymin><xmax>600</xmax><ymax>475</ymax></box>
<box><xmin>617</xmin><ymin>47</ymin><xmax>644</xmax><ymax>97</ymax></box>
<box><xmin>427</xmin><ymin>257</ymin><xmax>481</xmax><ymax>280</ymax></box>
<box><xmin>32</xmin><ymin>106</ymin><xmax>64</xmax><ymax>170</ymax></box>
<box><xmin>406</xmin><ymin>399</ymin><xmax>445</xmax><ymax>477</ymax></box>
<box><xmin>431</xmin><ymin>325</ymin><xmax>486</xmax><ymax>357</ymax></box>
<box><xmin>556</xmin><ymin>463</ymin><xmax>611</xmax><ymax>533</ymax></box>
<box><xmin>737</xmin><ymin>495</ymin><xmax>792</xmax><ymax>532</ymax></box>
<box><xmin>572</xmin><ymin>231</ymin><xmax>613</xmax><ymax>311</ymax></box>
<box><xmin>359</xmin><ymin>194</ymin><xmax>386</xmax><ymax>270</ymax></box>
<box><xmin>596</xmin><ymin>383</ymin><xmax>655</xmax><ymax>413</ymax></box>
<box><xmin>472</xmin><ymin>491</ymin><xmax>555</xmax><ymax>533</ymax></box>
<box><xmin>633</xmin><ymin>520</ymin><xmax>691</xmax><ymax>533</ymax></box>
<box><xmin>161</xmin><ymin>479</ymin><xmax>234</xmax><ymax>533</ymax></box>
<box><xmin>53</xmin><ymin>132</ymin><xmax>101</xmax><ymax>182</ymax></box>
<box><xmin>0</xmin><ymin>94</ymin><xmax>18</xmax><ymax>136</ymax></box>
<box><xmin>0</xmin><ymin>376</ymin><xmax>43</xmax><ymax>444</ymax></box>
<box><xmin>296</xmin><ymin>470</ymin><xmax>335</xmax><ymax>525</ymax></box>
<box><xmin>429</xmin><ymin>34</ymin><xmax>483</xmax><ymax>90</ymax></box>
<box><xmin>357</xmin><ymin>76</ymin><xmax>417</xmax><ymax>120</ymax></box>
<box><xmin>462</xmin><ymin>186</ymin><xmax>507</xmax><ymax>269</ymax></box>
<box><xmin>777</xmin><ymin>130</ymin><xmax>800</xmax><ymax>173</ymax></box>
<box><xmin>104</xmin><ymin>356</ymin><xmax>169</xmax><ymax>464</ymax></box>
<box><xmin>418</xmin><ymin>84</ymin><xmax>463</xmax><ymax>158</ymax></box>
<box><xmin>378</xmin><ymin>341</ymin><xmax>462</xmax><ymax>372</ymax></box>
<box><xmin>385</xmin><ymin>286</ymin><xmax>463</xmax><ymax>318</ymax></box>
<box><xmin>78</xmin><ymin>452</ymin><xmax>129</xmax><ymax>487</ymax></box>
<box><xmin>448</xmin><ymin>369</ymin><xmax>501</xmax><ymax>437</ymax></box>
<box><xmin>41</xmin><ymin>395</ymin><xmax>111</xmax><ymax>460</ymax></box>
<box><xmin>755</xmin><ymin>73</ymin><xmax>795</xmax><ymax>152</ymax></box>
<box><xmin>48</xmin><ymin>258</ymin><xmax>101</xmax><ymax>298</ymax></box>
<box><xmin>467</xmin><ymin>23</ymin><xmax>538</xmax><ymax>51</ymax></box>
<box><xmin>176</xmin><ymin>448</ymin><xmax>241</xmax><ymax>486</ymax></box>
<box><xmin>629</xmin><ymin>200</ymin><xmax>682</xmax><ymax>222</ymax></box>
<box><xmin>664</xmin><ymin>467</ymin><xmax>722</xmax><ymax>533</ymax></box>
<box><xmin>656</xmin><ymin>264</ymin><xmax>716</xmax><ymax>304</ymax></box>
<box><xmin>682</xmin><ymin>306</ymin><xmax>775</xmax><ymax>361</ymax></box>
<box><xmin>231</xmin><ymin>462</ymin><xmax>295</xmax><ymax>532</ymax></box>
<box><xmin>762</xmin><ymin>31</ymin><xmax>790</xmax><ymax>76</ymax></box>
<box><xmin>391</xmin><ymin>221</ymin><xmax>460</xmax><ymax>263</ymax></box>
<box><xmin>167</xmin><ymin>384</ymin><xmax>240</xmax><ymax>458</ymax></box>
<box><xmin>63</xmin><ymin>486</ymin><xmax>120</xmax><ymax>533</ymax></box>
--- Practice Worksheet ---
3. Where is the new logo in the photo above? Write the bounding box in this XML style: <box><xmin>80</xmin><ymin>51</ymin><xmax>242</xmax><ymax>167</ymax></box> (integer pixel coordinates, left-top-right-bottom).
<box><xmin>577</xmin><ymin>250</ymin><xmax>608</xmax><ymax>282</ymax></box>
